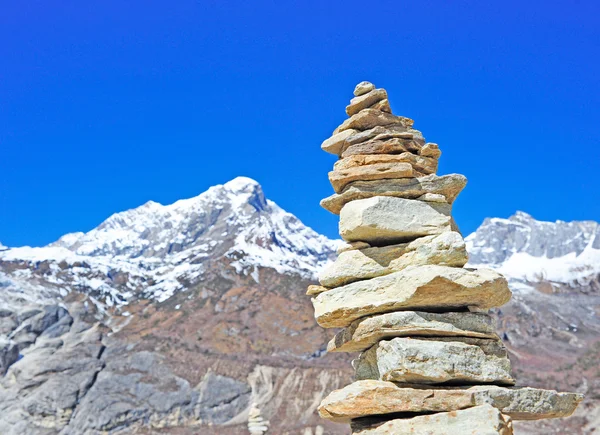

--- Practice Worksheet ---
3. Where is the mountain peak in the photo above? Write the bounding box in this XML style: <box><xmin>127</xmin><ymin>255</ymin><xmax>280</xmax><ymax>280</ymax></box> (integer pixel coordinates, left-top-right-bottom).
<box><xmin>1</xmin><ymin>178</ymin><xmax>338</xmax><ymax>306</ymax></box>
<box><xmin>223</xmin><ymin>176</ymin><xmax>260</xmax><ymax>192</ymax></box>
<box><xmin>509</xmin><ymin>211</ymin><xmax>534</xmax><ymax>222</ymax></box>
<box><xmin>467</xmin><ymin>212</ymin><xmax>600</xmax><ymax>284</ymax></box>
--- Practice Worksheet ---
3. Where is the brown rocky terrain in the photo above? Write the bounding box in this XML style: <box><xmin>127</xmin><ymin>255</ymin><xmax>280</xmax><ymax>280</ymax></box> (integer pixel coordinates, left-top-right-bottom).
<box><xmin>0</xmin><ymin>178</ymin><xmax>598</xmax><ymax>433</ymax></box>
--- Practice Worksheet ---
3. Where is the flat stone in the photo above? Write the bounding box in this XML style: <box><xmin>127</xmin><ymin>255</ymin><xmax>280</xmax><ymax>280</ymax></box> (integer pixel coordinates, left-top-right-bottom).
<box><xmin>353</xmin><ymin>337</ymin><xmax>515</xmax><ymax>385</ymax></box>
<box><xmin>354</xmin><ymin>81</ymin><xmax>375</xmax><ymax>96</ymax></box>
<box><xmin>311</xmin><ymin>265</ymin><xmax>511</xmax><ymax>328</ymax></box>
<box><xmin>320</xmin><ymin>174</ymin><xmax>467</xmax><ymax>215</ymax></box>
<box><xmin>350</xmin><ymin>404</ymin><xmax>513</xmax><ymax>435</ymax></box>
<box><xmin>341</xmin><ymin>137</ymin><xmax>422</xmax><ymax>158</ymax></box>
<box><xmin>346</xmin><ymin>89</ymin><xmax>388</xmax><ymax>116</ymax></box>
<box><xmin>321</xmin><ymin>129</ymin><xmax>357</xmax><ymax>155</ymax></box>
<box><xmin>333</xmin><ymin>109</ymin><xmax>413</xmax><ymax>135</ymax></box>
<box><xmin>319</xmin><ymin>232</ymin><xmax>468</xmax><ymax>288</ymax></box>
<box><xmin>329</xmin><ymin>162</ymin><xmax>415</xmax><ymax>193</ymax></box>
<box><xmin>334</xmin><ymin>153</ymin><xmax>438</xmax><ymax>176</ymax></box>
<box><xmin>339</xmin><ymin>196</ymin><xmax>452</xmax><ymax>244</ymax></box>
<box><xmin>345</xmin><ymin>125</ymin><xmax>416</xmax><ymax>146</ymax></box>
<box><xmin>319</xmin><ymin>380</ymin><xmax>583</xmax><ymax>423</ymax></box>
<box><xmin>327</xmin><ymin>310</ymin><xmax>496</xmax><ymax>353</ymax></box>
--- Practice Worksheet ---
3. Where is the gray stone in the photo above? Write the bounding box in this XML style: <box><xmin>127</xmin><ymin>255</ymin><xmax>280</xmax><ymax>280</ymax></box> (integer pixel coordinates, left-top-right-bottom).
<box><xmin>0</xmin><ymin>338</ymin><xmax>18</xmax><ymax>376</ymax></box>
<box><xmin>319</xmin><ymin>380</ymin><xmax>583</xmax><ymax>423</ymax></box>
<box><xmin>339</xmin><ymin>196</ymin><xmax>452</xmax><ymax>244</ymax></box>
<box><xmin>354</xmin><ymin>81</ymin><xmax>375</xmax><ymax>96</ymax></box>
<box><xmin>353</xmin><ymin>337</ymin><xmax>515</xmax><ymax>385</ymax></box>
<box><xmin>196</xmin><ymin>371</ymin><xmax>252</xmax><ymax>425</ymax></box>
<box><xmin>327</xmin><ymin>310</ymin><xmax>497</xmax><ymax>353</ymax></box>
<box><xmin>321</xmin><ymin>174</ymin><xmax>467</xmax><ymax>215</ymax></box>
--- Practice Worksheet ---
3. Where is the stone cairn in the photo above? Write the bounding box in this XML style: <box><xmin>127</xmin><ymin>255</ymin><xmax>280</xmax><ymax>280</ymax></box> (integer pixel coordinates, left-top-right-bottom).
<box><xmin>308</xmin><ymin>81</ymin><xmax>583</xmax><ymax>434</ymax></box>
<box><xmin>247</xmin><ymin>402</ymin><xmax>269</xmax><ymax>435</ymax></box>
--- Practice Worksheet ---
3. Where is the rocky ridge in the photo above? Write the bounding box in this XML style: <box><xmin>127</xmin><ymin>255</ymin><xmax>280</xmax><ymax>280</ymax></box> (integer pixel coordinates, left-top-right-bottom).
<box><xmin>311</xmin><ymin>81</ymin><xmax>583</xmax><ymax>433</ymax></box>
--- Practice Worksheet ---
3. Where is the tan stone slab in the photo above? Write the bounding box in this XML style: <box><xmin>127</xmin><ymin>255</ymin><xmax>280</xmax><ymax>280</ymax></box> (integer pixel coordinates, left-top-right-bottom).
<box><xmin>319</xmin><ymin>232</ymin><xmax>467</xmax><ymax>288</ymax></box>
<box><xmin>350</xmin><ymin>404</ymin><xmax>513</xmax><ymax>435</ymax></box>
<box><xmin>320</xmin><ymin>174</ymin><xmax>466</xmax><ymax>215</ymax></box>
<box><xmin>320</xmin><ymin>380</ymin><xmax>583</xmax><ymax>423</ymax></box>
<box><xmin>344</xmin><ymin>125</ymin><xmax>417</xmax><ymax>146</ymax></box>
<box><xmin>312</xmin><ymin>265</ymin><xmax>511</xmax><ymax>328</ymax></box>
<box><xmin>333</xmin><ymin>109</ymin><xmax>413</xmax><ymax>135</ymax></box>
<box><xmin>353</xmin><ymin>337</ymin><xmax>515</xmax><ymax>385</ymax></box>
<box><xmin>327</xmin><ymin>310</ymin><xmax>496</xmax><ymax>353</ymax></box>
<box><xmin>339</xmin><ymin>196</ymin><xmax>452</xmax><ymax>244</ymax></box>
<box><xmin>341</xmin><ymin>137</ymin><xmax>422</xmax><ymax>158</ymax></box>
<box><xmin>334</xmin><ymin>153</ymin><xmax>438</xmax><ymax>175</ymax></box>
<box><xmin>346</xmin><ymin>89</ymin><xmax>388</xmax><ymax>116</ymax></box>
<box><xmin>329</xmin><ymin>162</ymin><xmax>415</xmax><ymax>193</ymax></box>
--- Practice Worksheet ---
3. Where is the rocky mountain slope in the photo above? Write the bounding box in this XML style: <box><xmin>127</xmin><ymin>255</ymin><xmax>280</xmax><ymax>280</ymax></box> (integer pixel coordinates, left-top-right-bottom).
<box><xmin>467</xmin><ymin>212</ymin><xmax>600</xmax><ymax>434</ymax></box>
<box><xmin>0</xmin><ymin>179</ymin><xmax>598</xmax><ymax>434</ymax></box>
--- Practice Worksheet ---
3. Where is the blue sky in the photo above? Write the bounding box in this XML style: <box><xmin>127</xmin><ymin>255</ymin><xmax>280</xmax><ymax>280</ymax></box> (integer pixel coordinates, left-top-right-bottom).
<box><xmin>1</xmin><ymin>0</ymin><xmax>599</xmax><ymax>247</ymax></box>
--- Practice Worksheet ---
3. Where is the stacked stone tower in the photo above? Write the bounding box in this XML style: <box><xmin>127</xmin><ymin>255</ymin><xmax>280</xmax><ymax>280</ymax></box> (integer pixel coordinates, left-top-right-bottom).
<box><xmin>309</xmin><ymin>82</ymin><xmax>583</xmax><ymax>434</ymax></box>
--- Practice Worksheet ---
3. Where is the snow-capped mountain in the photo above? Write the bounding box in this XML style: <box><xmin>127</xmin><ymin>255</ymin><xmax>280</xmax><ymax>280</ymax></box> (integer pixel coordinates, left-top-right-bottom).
<box><xmin>0</xmin><ymin>177</ymin><xmax>338</xmax><ymax>310</ymax></box>
<box><xmin>466</xmin><ymin>211</ymin><xmax>600</xmax><ymax>286</ymax></box>
<box><xmin>2</xmin><ymin>188</ymin><xmax>600</xmax><ymax>434</ymax></box>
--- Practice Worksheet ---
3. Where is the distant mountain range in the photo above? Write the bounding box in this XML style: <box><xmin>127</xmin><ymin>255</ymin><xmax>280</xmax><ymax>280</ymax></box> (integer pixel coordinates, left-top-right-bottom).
<box><xmin>0</xmin><ymin>178</ymin><xmax>598</xmax><ymax>434</ymax></box>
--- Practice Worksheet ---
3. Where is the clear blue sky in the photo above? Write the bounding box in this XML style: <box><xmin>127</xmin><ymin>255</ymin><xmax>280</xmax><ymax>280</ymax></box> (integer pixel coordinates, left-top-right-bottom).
<box><xmin>1</xmin><ymin>1</ymin><xmax>599</xmax><ymax>247</ymax></box>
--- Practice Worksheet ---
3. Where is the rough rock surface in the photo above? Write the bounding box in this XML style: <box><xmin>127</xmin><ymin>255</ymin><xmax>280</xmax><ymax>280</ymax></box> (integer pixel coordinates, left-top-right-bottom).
<box><xmin>321</xmin><ymin>174</ymin><xmax>467</xmax><ymax>215</ymax></box>
<box><xmin>333</xmin><ymin>109</ymin><xmax>413</xmax><ymax>135</ymax></box>
<box><xmin>327</xmin><ymin>311</ymin><xmax>497</xmax><ymax>353</ymax></box>
<box><xmin>321</xmin><ymin>128</ymin><xmax>356</xmax><ymax>155</ymax></box>
<box><xmin>353</xmin><ymin>337</ymin><xmax>515</xmax><ymax>385</ymax></box>
<box><xmin>350</xmin><ymin>404</ymin><xmax>514</xmax><ymax>435</ymax></box>
<box><xmin>319</xmin><ymin>380</ymin><xmax>583</xmax><ymax>422</ymax></box>
<box><xmin>333</xmin><ymin>153</ymin><xmax>438</xmax><ymax>175</ymax></box>
<box><xmin>329</xmin><ymin>162</ymin><xmax>415</xmax><ymax>193</ymax></box>
<box><xmin>341</xmin><ymin>137</ymin><xmax>422</xmax><ymax>158</ymax></box>
<box><xmin>339</xmin><ymin>196</ymin><xmax>452</xmax><ymax>243</ymax></box>
<box><xmin>318</xmin><ymin>232</ymin><xmax>468</xmax><ymax>288</ymax></box>
<box><xmin>344</xmin><ymin>125</ymin><xmax>420</xmax><ymax>146</ymax></box>
<box><xmin>312</xmin><ymin>265</ymin><xmax>511</xmax><ymax>328</ymax></box>
<box><xmin>421</xmin><ymin>142</ymin><xmax>442</xmax><ymax>158</ymax></box>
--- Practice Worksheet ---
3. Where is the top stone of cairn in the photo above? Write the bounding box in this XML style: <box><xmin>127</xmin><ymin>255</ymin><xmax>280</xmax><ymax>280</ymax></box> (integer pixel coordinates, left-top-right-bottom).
<box><xmin>354</xmin><ymin>81</ymin><xmax>375</xmax><ymax>96</ymax></box>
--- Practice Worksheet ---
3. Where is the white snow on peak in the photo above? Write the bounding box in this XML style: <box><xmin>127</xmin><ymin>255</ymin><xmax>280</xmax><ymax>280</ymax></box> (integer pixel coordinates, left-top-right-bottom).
<box><xmin>466</xmin><ymin>211</ymin><xmax>600</xmax><ymax>285</ymax></box>
<box><xmin>0</xmin><ymin>177</ymin><xmax>339</xmax><ymax>307</ymax></box>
